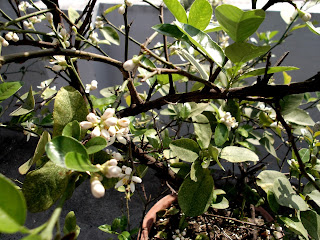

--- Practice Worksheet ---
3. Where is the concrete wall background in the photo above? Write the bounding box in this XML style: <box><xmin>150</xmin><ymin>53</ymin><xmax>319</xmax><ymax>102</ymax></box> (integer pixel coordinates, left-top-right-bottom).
<box><xmin>0</xmin><ymin>1</ymin><xmax>320</xmax><ymax>239</ymax></box>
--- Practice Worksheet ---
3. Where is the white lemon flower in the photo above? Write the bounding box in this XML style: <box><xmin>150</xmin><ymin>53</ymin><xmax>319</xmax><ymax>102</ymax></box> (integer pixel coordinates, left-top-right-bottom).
<box><xmin>23</xmin><ymin>121</ymin><xmax>37</xmax><ymax>141</ymax></box>
<box><xmin>18</xmin><ymin>1</ymin><xmax>30</xmax><ymax>12</ymax></box>
<box><xmin>218</xmin><ymin>108</ymin><xmax>238</xmax><ymax>130</ymax></box>
<box><xmin>115</xmin><ymin>166</ymin><xmax>142</xmax><ymax>193</ymax></box>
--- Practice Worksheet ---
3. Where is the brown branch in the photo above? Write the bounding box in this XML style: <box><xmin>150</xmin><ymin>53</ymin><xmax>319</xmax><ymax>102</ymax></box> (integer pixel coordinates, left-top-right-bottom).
<box><xmin>118</xmin><ymin>72</ymin><xmax>320</xmax><ymax>117</ymax></box>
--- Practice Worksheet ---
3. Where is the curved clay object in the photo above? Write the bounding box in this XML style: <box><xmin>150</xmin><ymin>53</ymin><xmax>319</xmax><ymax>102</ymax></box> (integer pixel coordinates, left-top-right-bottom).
<box><xmin>138</xmin><ymin>194</ymin><xmax>178</xmax><ymax>240</ymax></box>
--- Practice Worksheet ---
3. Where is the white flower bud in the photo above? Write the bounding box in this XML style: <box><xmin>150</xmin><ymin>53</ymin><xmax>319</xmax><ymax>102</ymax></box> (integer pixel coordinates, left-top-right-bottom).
<box><xmin>65</xmin><ymin>40</ymin><xmax>70</xmax><ymax>48</ymax></box>
<box><xmin>23</xmin><ymin>21</ymin><xmax>30</xmax><ymax>28</ymax></box>
<box><xmin>132</xmin><ymin>176</ymin><xmax>142</xmax><ymax>183</ymax></box>
<box><xmin>100</xmin><ymin>128</ymin><xmax>110</xmax><ymax>140</ymax></box>
<box><xmin>90</xmin><ymin>80</ymin><xmax>98</xmax><ymax>90</ymax></box>
<box><xmin>116</xmin><ymin>134</ymin><xmax>127</xmax><ymax>145</ymax></box>
<box><xmin>123</xmin><ymin>59</ymin><xmax>136</xmax><ymax>71</ymax></box>
<box><xmin>108</xmin><ymin>126</ymin><xmax>117</xmax><ymax>136</ymax></box>
<box><xmin>126</xmin><ymin>0</ymin><xmax>134</xmax><ymax>7</ymax></box>
<box><xmin>60</xmin><ymin>28</ymin><xmax>68</xmax><ymax>38</ymax></box>
<box><xmin>301</xmin><ymin>12</ymin><xmax>311</xmax><ymax>22</ymax></box>
<box><xmin>118</xmin><ymin>5</ymin><xmax>126</xmax><ymax>15</ymax></box>
<box><xmin>113</xmin><ymin>152</ymin><xmax>123</xmax><ymax>161</ymax></box>
<box><xmin>91</xmin><ymin>126</ymin><xmax>101</xmax><ymax>137</ymax></box>
<box><xmin>46</xmin><ymin>12</ymin><xmax>53</xmax><ymax>23</ymax></box>
<box><xmin>5</xmin><ymin>32</ymin><xmax>13</xmax><ymax>41</ymax></box>
<box><xmin>108</xmin><ymin>166</ymin><xmax>122</xmax><ymax>178</ymax></box>
<box><xmin>80</xmin><ymin>121</ymin><xmax>93</xmax><ymax>129</ymax></box>
<box><xmin>86</xmin><ymin>113</ymin><xmax>100</xmax><ymax>124</ymax></box>
<box><xmin>12</xmin><ymin>33</ymin><xmax>19</xmax><ymax>42</ymax></box>
<box><xmin>101</xmin><ymin>108</ymin><xmax>115</xmax><ymax>120</ymax></box>
<box><xmin>125</xmin><ymin>167</ymin><xmax>132</xmax><ymax>175</ymax></box>
<box><xmin>118</xmin><ymin>118</ymin><xmax>130</xmax><ymax>127</ymax></box>
<box><xmin>104</xmin><ymin>117</ymin><xmax>118</xmax><ymax>127</ymax></box>
<box><xmin>107</xmin><ymin>159</ymin><xmax>118</xmax><ymax>166</ymax></box>
<box><xmin>52</xmin><ymin>65</ymin><xmax>63</xmax><ymax>72</ymax></box>
<box><xmin>91</xmin><ymin>179</ymin><xmax>105</xmax><ymax>198</ymax></box>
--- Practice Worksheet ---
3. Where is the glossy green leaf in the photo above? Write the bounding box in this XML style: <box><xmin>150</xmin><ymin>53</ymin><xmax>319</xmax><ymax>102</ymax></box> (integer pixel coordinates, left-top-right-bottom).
<box><xmin>178</xmin><ymin>168</ymin><xmax>214</xmax><ymax>216</ymax></box>
<box><xmin>214</xmin><ymin>123</ymin><xmax>228</xmax><ymax>147</ymax></box>
<box><xmin>19</xmin><ymin>131</ymin><xmax>51</xmax><ymax>175</ymax></box>
<box><xmin>211</xmin><ymin>195</ymin><xmax>229</xmax><ymax>209</ymax></box>
<box><xmin>260</xmin><ymin>137</ymin><xmax>278</xmax><ymax>159</ymax></box>
<box><xmin>10</xmin><ymin>87</ymin><xmax>35</xmax><ymax>116</ymax></box>
<box><xmin>92</xmin><ymin>95</ymin><xmax>117</xmax><ymax>109</ymax></box>
<box><xmin>283</xmin><ymin>71</ymin><xmax>292</xmax><ymax>84</ymax></box>
<box><xmin>175</xmin><ymin>22</ymin><xmax>225</xmax><ymax>67</ymax></box>
<box><xmin>280</xmin><ymin>217</ymin><xmax>308</xmax><ymax>240</ymax></box>
<box><xmin>169</xmin><ymin>139</ymin><xmax>200</xmax><ymax>162</ymax></box>
<box><xmin>62</xmin><ymin>120</ymin><xmax>81</xmax><ymax>140</ymax></box>
<box><xmin>272</xmin><ymin>177</ymin><xmax>309</xmax><ymax>211</ymax></box>
<box><xmin>256</xmin><ymin>170</ymin><xmax>286</xmax><ymax>193</ymax></box>
<box><xmin>239</xmin><ymin>66</ymin><xmax>299</xmax><ymax>80</ymax></box>
<box><xmin>225</xmin><ymin>42</ymin><xmax>270</xmax><ymax>64</ymax></box>
<box><xmin>100</xmin><ymin>26</ymin><xmax>120</xmax><ymax>45</ymax></box>
<box><xmin>188</xmin><ymin>0</ymin><xmax>212</xmax><ymax>30</ymax></box>
<box><xmin>284</xmin><ymin>108</ymin><xmax>315</xmax><ymax>126</ymax></box>
<box><xmin>65</xmin><ymin>152</ymin><xmax>99</xmax><ymax>172</ymax></box>
<box><xmin>267</xmin><ymin>191</ymin><xmax>279</xmax><ymax>213</ymax></box>
<box><xmin>152</xmin><ymin>24</ymin><xmax>184</xmax><ymax>39</ymax></box>
<box><xmin>46</xmin><ymin>136</ymin><xmax>88</xmax><ymax>168</ymax></box>
<box><xmin>22</xmin><ymin>161</ymin><xmax>69</xmax><ymax>212</ymax></box>
<box><xmin>0</xmin><ymin>81</ymin><xmax>23</xmax><ymax>102</ymax></box>
<box><xmin>0</xmin><ymin>174</ymin><xmax>27</xmax><ymax>233</ymax></box>
<box><xmin>215</xmin><ymin>4</ymin><xmax>265</xmax><ymax>42</ymax></box>
<box><xmin>303</xmin><ymin>180</ymin><xmax>320</xmax><ymax>207</ymax></box>
<box><xmin>53</xmin><ymin>86</ymin><xmax>88</xmax><ymax>137</ymax></box>
<box><xmin>192</xmin><ymin>114</ymin><xmax>212</xmax><ymax>149</ymax></box>
<box><xmin>163</xmin><ymin>0</ymin><xmax>188</xmax><ymax>23</ymax></box>
<box><xmin>68</xmin><ymin>7</ymin><xmax>80</xmax><ymax>24</ymax></box>
<box><xmin>300</xmin><ymin>210</ymin><xmax>320</xmax><ymax>240</ymax></box>
<box><xmin>179</xmin><ymin>103</ymin><xmax>192</xmax><ymax>119</ymax></box>
<box><xmin>85</xmin><ymin>137</ymin><xmax>107</xmax><ymax>155</ymax></box>
<box><xmin>280</xmin><ymin>94</ymin><xmax>304</xmax><ymax>115</ymax></box>
<box><xmin>220</xmin><ymin>146</ymin><xmax>259</xmax><ymax>162</ymax></box>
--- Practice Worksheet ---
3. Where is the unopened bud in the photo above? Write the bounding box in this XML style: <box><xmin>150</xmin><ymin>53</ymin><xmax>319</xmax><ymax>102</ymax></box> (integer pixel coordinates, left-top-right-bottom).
<box><xmin>118</xmin><ymin>118</ymin><xmax>130</xmax><ymax>127</ymax></box>
<box><xmin>118</xmin><ymin>5</ymin><xmax>125</xmax><ymax>15</ymax></box>
<box><xmin>126</xmin><ymin>0</ymin><xmax>134</xmax><ymax>7</ymax></box>
<box><xmin>87</xmin><ymin>113</ymin><xmax>100</xmax><ymax>124</ymax></box>
<box><xmin>91</xmin><ymin>179</ymin><xmax>105</xmax><ymax>198</ymax></box>
<box><xmin>104</xmin><ymin>117</ymin><xmax>118</xmax><ymax>127</ymax></box>
<box><xmin>46</xmin><ymin>12</ymin><xmax>53</xmax><ymax>23</ymax></box>
<box><xmin>91</xmin><ymin>126</ymin><xmax>101</xmax><ymax>137</ymax></box>
<box><xmin>80</xmin><ymin>121</ymin><xmax>93</xmax><ymax>129</ymax></box>
<box><xmin>101</xmin><ymin>108</ymin><xmax>115</xmax><ymax>120</ymax></box>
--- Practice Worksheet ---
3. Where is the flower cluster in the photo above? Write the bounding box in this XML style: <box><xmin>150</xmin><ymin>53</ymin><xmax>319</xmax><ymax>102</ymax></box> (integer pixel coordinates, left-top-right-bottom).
<box><xmin>23</xmin><ymin>16</ymin><xmax>41</xmax><ymax>29</ymax></box>
<box><xmin>95</xmin><ymin>16</ymin><xmax>104</xmax><ymax>29</ymax></box>
<box><xmin>18</xmin><ymin>1</ymin><xmax>30</xmax><ymax>12</ymax></box>
<box><xmin>118</xmin><ymin>0</ymin><xmax>134</xmax><ymax>15</ymax></box>
<box><xmin>50</xmin><ymin>55</ymin><xmax>68</xmax><ymax>72</ymax></box>
<box><xmin>85</xmin><ymin>80</ymin><xmax>98</xmax><ymax>93</ymax></box>
<box><xmin>5</xmin><ymin>32</ymin><xmax>19</xmax><ymax>42</ymax></box>
<box><xmin>218</xmin><ymin>108</ymin><xmax>238</xmax><ymax>130</ymax></box>
<box><xmin>80</xmin><ymin>108</ymin><xmax>131</xmax><ymax>146</ymax></box>
<box><xmin>172</xmin><ymin>229</ymin><xmax>189</xmax><ymax>240</ymax></box>
<box><xmin>115</xmin><ymin>166</ymin><xmax>142</xmax><ymax>193</ymax></box>
<box><xmin>88</xmin><ymin>31</ymin><xmax>99</xmax><ymax>45</ymax></box>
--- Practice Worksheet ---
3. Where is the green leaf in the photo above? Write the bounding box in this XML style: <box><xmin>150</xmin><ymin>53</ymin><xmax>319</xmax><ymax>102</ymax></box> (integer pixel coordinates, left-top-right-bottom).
<box><xmin>92</xmin><ymin>95</ymin><xmax>117</xmax><ymax>109</ymax></box>
<box><xmin>62</xmin><ymin>120</ymin><xmax>81</xmax><ymax>140</ymax></box>
<box><xmin>63</xmin><ymin>211</ymin><xmax>80</xmax><ymax>238</ymax></box>
<box><xmin>53</xmin><ymin>86</ymin><xmax>88</xmax><ymax>137</ymax></box>
<box><xmin>280</xmin><ymin>217</ymin><xmax>308</xmax><ymax>240</ymax></box>
<box><xmin>0</xmin><ymin>81</ymin><xmax>23</xmax><ymax>102</ymax></box>
<box><xmin>214</xmin><ymin>123</ymin><xmax>228</xmax><ymax>147</ymax></box>
<box><xmin>21</xmin><ymin>235</ymin><xmax>43</xmax><ymax>240</ymax></box>
<box><xmin>19</xmin><ymin>131</ymin><xmax>51</xmax><ymax>175</ymax></box>
<box><xmin>283</xmin><ymin>71</ymin><xmax>292</xmax><ymax>84</ymax></box>
<box><xmin>220</xmin><ymin>146</ymin><xmax>259</xmax><ymax>163</ymax></box>
<box><xmin>68</xmin><ymin>7</ymin><xmax>80</xmax><ymax>24</ymax></box>
<box><xmin>85</xmin><ymin>137</ymin><xmax>107</xmax><ymax>155</ymax></box>
<box><xmin>100</xmin><ymin>27</ymin><xmax>120</xmax><ymax>45</ymax></box>
<box><xmin>280</xmin><ymin>94</ymin><xmax>304</xmax><ymax>115</ymax></box>
<box><xmin>152</xmin><ymin>24</ymin><xmax>184</xmax><ymax>39</ymax></box>
<box><xmin>118</xmin><ymin>231</ymin><xmax>131</xmax><ymax>240</ymax></box>
<box><xmin>0</xmin><ymin>174</ymin><xmax>27</xmax><ymax>233</ymax></box>
<box><xmin>211</xmin><ymin>196</ymin><xmax>229</xmax><ymax>209</ymax></box>
<box><xmin>192</xmin><ymin>114</ymin><xmax>212</xmax><ymax>149</ymax></box>
<box><xmin>178</xmin><ymin>168</ymin><xmax>214</xmax><ymax>216</ymax></box>
<box><xmin>65</xmin><ymin>152</ymin><xmax>99</xmax><ymax>172</ymax></box>
<box><xmin>300</xmin><ymin>210</ymin><xmax>320</xmax><ymax>240</ymax></box>
<box><xmin>179</xmin><ymin>102</ymin><xmax>192</xmax><ymax>119</ymax></box>
<box><xmin>103</xmin><ymin>4</ymin><xmax>122</xmax><ymax>15</ymax></box>
<box><xmin>98</xmin><ymin>224</ymin><xmax>116</xmax><ymax>234</ymax></box>
<box><xmin>239</xmin><ymin>66</ymin><xmax>299</xmax><ymax>80</ymax></box>
<box><xmin>284</xmin><ymin>108</ymin><xmax>315</xmax><ymax>126</ymax></box>
<box><xmin>306</xmin><ymin>21</ymin><xmax>320</xmax><ymax>35</ymax></box>
<box><xmin>22</xmin><ymin>161</ymin><xmax>69</xmax><ymax>212</ymax></box>
<box><xmin>174</xmin><ymin>22</ymin><xmax>225</xmax><ymax>67</ymax></box>
<box><xmin>272</xmin><ymin>177</ymin><xmax>309</xmax><ymax>211</ymax></box>
<box><xmin>215</xmin><ymin>4</ymin><xmax>265</xmax><ymax>42</ymax></box>
<box><xmin>190</xmin><ymin>160</ymin><xmax>202</xmax><ymax>182</ymax></box>
<box><xmin>260</xmin><ymin>137</ymin><xmax>278</xmax><ymax>159</ymax></box>
<box><xmin>256</xmin><ymin>170</ymin><xmax>286</xmax><ymax>193</ymax></box>
<box><xmin>176</xmin><ymin>48</ymin><xmax>209</xmax><ymax>80</ymax></box>
<box><xmin>225</xmin><ymin>42</ymin><xmax>270</xmax><ymax>64</ymax></box>
<box><xmin>163</xmin><ymin>0</ymin><xmax>188</xmax><ymax>23</ymax></box>
<box><xmin>46</xmin><ymin>136</ymin><xmax>88</xmax><ymax>168</ymax></box>
<box><xmin>10</xmin><ymin>87</ymin><xmax>35</xmax><ymax>116</ymax></box>
<box><xmin>267</xmin><ymin>191</ymin><xmax>279</xmax><ymax>213</ymax></box>
<box><xmin>169</xmin><ymin>138</ymin><xmax>200</xmax><ymax>162</ymax></box>
<box><xmin>208</xmin><ymin>145</ymin><xmax>225</xmax><ymax>171</ymax></box>
<box><xmin>303</xmin><ymin>180</ymin><xmax>320</xmax><ymax>208</ymax></box>
<box><xmin>188</xmin><ymin>0</ymin><xmax>212</xmax><ymax>30</ymax></box>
